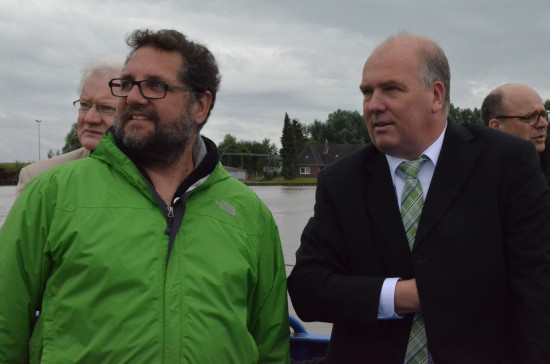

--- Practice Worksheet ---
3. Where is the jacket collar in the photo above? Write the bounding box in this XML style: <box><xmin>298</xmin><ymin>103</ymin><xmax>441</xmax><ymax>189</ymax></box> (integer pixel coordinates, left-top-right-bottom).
<box><xmin>362</xmin><ymin>122</ymin><xmax>481</xmax><ymax>266</ymax></box>
<box><xmin>92</xmin><ymin>129</ymin><xmax>222</xmax><ymax>202</ymax></box>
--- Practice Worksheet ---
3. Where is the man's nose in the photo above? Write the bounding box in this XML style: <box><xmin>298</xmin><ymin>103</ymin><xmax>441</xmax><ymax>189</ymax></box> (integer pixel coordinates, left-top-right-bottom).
<box><xmin>83</xmin><ymin>106</ymin><xmax>102</xmax><ymax>123</ymax></box>
<box><xmin>126</xmin><ymin>84</ymin><xmax>148</xmax><ymax>105</ymax></box>
<box><xmin>535</xmin><ymin>114</ymin><xmax>549</xmax><ymax>128</ymax></box>
<box><xmin>367</xmin><ymin>90</ymin><xmax>386</xmax><ymax>113</ymax></box>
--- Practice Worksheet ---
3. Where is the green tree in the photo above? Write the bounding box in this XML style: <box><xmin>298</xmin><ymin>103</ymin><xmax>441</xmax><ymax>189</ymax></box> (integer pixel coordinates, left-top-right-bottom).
<box><xmin>279</xmin><ymin>115</ymin><xmax>308</xmax><ymax>179</ymax></box>
<box><xmin>307</xmin><ymin>109</ymin><xmax>368</xmax><ymax>144</ymax></box>
<box><xmin>280</xmin><ymin>113</ymin><xmax>296</xmax><ymax>179</ymax></box>
<box><xmin>218</xmin><ymin>134</ymin><xmax>238</xmax><ymax>152</ymax></box>
<box><xmin>218</xmin><ymin>134</ymin><xmax>278</xmax><ymax>176</ymax></box>
<box><xmin>62</xmin><ymin>122</ymin><xmax>81</xmax><ymax>153</ymax></box>
<box><xmin>219</xmin><ymin>134</ymin><xmax>248</xmax><ymax>168</ymax></box>
<box><xmin>241</xmin><ymin>138</ymin><xmax>278</xmax><ymax>175</ymax></box>
<box><xmin>47</xmin><ymin>149</ymin><xmax>61</xmax><ymax>159</ymax></box>
<box><xmin>307</xmin><ymin>119</ymin><xmax>326</xmax><ymax>145</ymax></box>
<box><xmin>257</xmin><ymin>138</ymin><xmax>279</xmax><ymax>178</ymax></box>
<box><xmin>292</xmin><ymin>119</ymin><xmax>308</xmax><ymax>155</ymax></box>
<box><xmin>544</xmin><ymin>99</ymin><xmax>550</xmax><ymax>110</ymax></box>
<box><xmin>448</xmin><ymin>103</ymin><xmax>482</xmax><ymax>125</ymax></box>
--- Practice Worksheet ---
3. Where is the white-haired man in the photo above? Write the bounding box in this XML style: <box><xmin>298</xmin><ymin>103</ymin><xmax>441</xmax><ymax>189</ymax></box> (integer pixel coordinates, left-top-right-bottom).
<box><xmin>15</xmin><ymin>55</ymin><xmax>123</xmax><ymax>197</ymax></box>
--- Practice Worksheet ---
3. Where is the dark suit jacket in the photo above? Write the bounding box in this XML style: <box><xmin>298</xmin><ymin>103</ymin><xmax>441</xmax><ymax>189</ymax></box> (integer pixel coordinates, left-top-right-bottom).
<box><xmin>538</xmin><ymin>137</ymin><xmax>550</xmax><ymax>186</ymax></box>
<box><xmin>288</xmin><ymin>123</ymin><xmax>550</xmax><ymax>364</ymax></box>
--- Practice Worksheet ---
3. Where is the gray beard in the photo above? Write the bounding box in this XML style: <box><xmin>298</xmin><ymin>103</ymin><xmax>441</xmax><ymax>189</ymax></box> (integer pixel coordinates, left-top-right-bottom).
<box><xmin>113</xmin><ymin>106</ymin><xmax>195</xmax><ymax>168</ymax></box>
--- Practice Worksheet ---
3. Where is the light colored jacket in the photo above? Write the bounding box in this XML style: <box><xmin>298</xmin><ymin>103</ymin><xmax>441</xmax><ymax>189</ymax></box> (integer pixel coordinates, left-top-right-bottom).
<box><xmin>15</xmin><ymin>147</ymin><xmax>90</xmax><ymax>197</ymax></box>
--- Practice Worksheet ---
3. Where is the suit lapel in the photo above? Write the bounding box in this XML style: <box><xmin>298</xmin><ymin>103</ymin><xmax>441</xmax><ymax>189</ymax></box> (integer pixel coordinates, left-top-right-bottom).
<box><xmin>414</xmin><ymin>123</ymin><xmax>482</xmax><ymax>247</ymax></box>
<box><xmin>363</xmin><ymin>147</ymin><xmax>412</xmax><ymax>269</ymax></box>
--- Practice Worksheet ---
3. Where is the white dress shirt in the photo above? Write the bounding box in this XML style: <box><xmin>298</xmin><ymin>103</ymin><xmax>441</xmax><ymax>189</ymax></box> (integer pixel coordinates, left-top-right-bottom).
<box><xmin>378</xmin><ymin>123</ymin><xmax>446</xmax><ymax>319</ymax></box>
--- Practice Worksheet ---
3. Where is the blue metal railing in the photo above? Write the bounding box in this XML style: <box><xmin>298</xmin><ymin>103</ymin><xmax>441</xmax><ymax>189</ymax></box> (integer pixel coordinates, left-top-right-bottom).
<box><xmin>289</xmin><ymin>315</ymin><xmax>329</xmax><ymax>361</ymax></box>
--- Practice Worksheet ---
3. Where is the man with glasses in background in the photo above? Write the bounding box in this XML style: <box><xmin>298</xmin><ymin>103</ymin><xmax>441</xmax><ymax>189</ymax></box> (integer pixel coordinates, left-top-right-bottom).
<box><xmin>15</xmin><ymin>56</ymin><xmax>122</xmax><ymax>197</ymax></box>
<box><xmin>0</xmin><ymin>29</ymin><xmax>289</xmax><ymax>363</ymax></box>
<box><xmin>481</xmin><ymin>84</ymin><xmax>550</xmax><ymax>184</ymax></box>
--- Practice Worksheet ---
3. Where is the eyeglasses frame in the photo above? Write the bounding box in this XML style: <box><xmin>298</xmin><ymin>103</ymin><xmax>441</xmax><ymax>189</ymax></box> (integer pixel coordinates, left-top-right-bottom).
<box><xmin>495</xmin><ymin>110</ymin><xmax>549</xmax><ymax>127</ymax></box>
<box><xmin>108</xmin><ymin>78</ymin><xmax>194</xmax><ymax>100</ymax></box>
<box><xmin>72</xmin><ymin>100</ymin><xmax>116</xmax><ymax>116</ymax></box>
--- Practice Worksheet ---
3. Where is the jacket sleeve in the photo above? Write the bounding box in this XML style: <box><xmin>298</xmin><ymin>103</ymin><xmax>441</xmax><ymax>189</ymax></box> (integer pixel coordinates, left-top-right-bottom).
<box><xmin>287</xmin><ymin>173</ymin><xmax>384</xmax><ymax>325</ymax></box>
<box><xmin>249</xmin><ymin>210</ymin><xmax>290</xmax><ymax>364</ymax></box>
<box><xmin>500</xmin><ymin>142</ymin><xmax>550</xmax><ymax>363</ymax></box>
<box><xmin>0</xmin><ymin>182</ymin><xmax>53</xmax><ymax>363</ymax></box>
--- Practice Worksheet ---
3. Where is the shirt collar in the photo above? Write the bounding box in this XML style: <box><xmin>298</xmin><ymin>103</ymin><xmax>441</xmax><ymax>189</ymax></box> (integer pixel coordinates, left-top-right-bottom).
<box><xmin>386</xmin><ymin>122</ymin><xmax>447</xmax><ymax>177</ymax></box>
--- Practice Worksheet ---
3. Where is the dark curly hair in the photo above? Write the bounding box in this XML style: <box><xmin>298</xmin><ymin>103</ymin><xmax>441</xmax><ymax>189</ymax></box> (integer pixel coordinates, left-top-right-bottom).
<box><xmin>125</xmin><ymin>29</ymin><xmax>221</xmax><ymax>124</ymax></box>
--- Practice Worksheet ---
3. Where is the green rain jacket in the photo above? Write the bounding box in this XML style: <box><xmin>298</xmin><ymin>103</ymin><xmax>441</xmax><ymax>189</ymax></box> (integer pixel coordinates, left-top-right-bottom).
<box><xmin>0</xmin><ymin>131</ymin><xmax>290</xmax><ymax>364</ymax></box>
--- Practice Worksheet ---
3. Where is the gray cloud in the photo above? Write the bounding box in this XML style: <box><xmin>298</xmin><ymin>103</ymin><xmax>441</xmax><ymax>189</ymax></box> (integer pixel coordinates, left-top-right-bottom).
<box><xmin>1</xmin><ymin>0</ymin><xmax>549</xmax><ymax>161</ymax></box>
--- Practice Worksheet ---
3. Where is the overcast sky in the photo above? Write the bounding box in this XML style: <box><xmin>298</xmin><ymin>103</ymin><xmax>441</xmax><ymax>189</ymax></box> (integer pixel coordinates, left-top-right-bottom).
<box><xmin>1</xmin><ymin>0</ymin><xmax>548</xmax><ymax>162</ymax></box>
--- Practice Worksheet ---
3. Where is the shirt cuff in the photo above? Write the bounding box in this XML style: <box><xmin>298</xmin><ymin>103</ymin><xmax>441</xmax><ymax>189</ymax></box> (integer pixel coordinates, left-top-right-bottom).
<box><xmin>378</xmin><ymin>277</ymin><xmax>403</xmax><ymax>320</ymax></box>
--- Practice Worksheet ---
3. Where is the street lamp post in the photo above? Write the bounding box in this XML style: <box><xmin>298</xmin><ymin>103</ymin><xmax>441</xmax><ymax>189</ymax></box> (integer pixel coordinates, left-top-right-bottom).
<box><xmin>35</xmin><ymin>119</ymin><xmax>42</xmax><ymax>160</ymax></box>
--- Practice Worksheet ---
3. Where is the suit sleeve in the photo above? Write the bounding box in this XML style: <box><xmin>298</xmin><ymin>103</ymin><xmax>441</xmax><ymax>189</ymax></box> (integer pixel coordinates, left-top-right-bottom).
<box><xmin>288</xmin><ymin>173</ymin><xmax>385</xmax><ymax>325</ymax></box>
<box><xmin>501</xmin><ymin>142</ymin><xmax>550</xmax><ymax>363</ymax></box>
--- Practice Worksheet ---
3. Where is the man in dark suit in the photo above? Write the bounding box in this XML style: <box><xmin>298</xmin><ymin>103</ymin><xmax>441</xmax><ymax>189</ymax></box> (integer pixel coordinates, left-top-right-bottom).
<box><xmin>288</xmin><ymin>33</ymin><xmax>550</xmax><ymax>364</ymax></box>
<box><xmin>481</xmin><ymin>84</ymin><xmax>550</xmax><ymax>185</ymax></box>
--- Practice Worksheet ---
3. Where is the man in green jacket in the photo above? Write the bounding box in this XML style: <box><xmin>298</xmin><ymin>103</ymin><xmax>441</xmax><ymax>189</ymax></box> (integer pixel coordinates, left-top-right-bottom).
<box><xmin>0</xmin><ymin>29</ymin><xmax>290</xmax><ymax>364</ymax></box>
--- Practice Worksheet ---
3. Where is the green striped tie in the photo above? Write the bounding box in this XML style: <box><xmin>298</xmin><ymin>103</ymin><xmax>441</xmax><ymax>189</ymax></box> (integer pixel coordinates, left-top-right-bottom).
<box><xmin>399</xmin><ymin>155</ymin><xmax>429</xmax><ymax>364</ymax></box>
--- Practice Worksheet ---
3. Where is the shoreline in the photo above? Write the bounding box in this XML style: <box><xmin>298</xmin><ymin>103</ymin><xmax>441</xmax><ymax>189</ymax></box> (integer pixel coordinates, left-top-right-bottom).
<box><xmin>244</xmin><ymin>182</ymin><xmax>316</xmax><ymax>186</ymax></box>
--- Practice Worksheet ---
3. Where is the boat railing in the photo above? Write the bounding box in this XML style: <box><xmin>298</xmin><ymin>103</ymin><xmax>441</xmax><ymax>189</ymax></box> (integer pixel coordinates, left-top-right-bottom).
<box><xmin>289</xmin><ymin>315</ymin><xmax>329</xmax><ymax>361</ymax></box>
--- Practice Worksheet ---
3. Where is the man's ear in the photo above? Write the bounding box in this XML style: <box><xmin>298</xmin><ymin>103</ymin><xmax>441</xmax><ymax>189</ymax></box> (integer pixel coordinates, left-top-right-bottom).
<box><xmin>430</xmin><ymin>81</ymin><xmax>445</xmax><ymax>113</ymax></box>
<box><xmin>192</xmin><ymin>91</ymin><xmax>213</xmax><ymax>127</ymax></box>
<box><xmin>488</xmin><ymin>118</ymin><xmax>501</xmax><ymax>129</ymax></box>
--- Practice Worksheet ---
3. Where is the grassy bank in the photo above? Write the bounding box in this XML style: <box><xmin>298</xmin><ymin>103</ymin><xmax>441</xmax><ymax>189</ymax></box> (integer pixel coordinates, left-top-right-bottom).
<box><xmin>244</xmin><ymin>177</ymin><xmax>317</xmax><ymax>185</ymax></box>
<box><xmin>0</xmin><ymin>163</ymin><xmax>28</xmax><ymax>185</ymax></box>
<box><xmin>0</xmin><ymin>162</ymin><xmax>29</xmax><ymax>173</ymax></box>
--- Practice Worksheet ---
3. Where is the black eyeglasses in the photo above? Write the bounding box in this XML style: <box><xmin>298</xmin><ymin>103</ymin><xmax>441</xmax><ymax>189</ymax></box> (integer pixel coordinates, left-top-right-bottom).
<box><xmin>496</xmin><ymin>110</ymin><xmax>549</xmax><ymax>126</ymax></box>
<box><xmin>73</xmin><ymin>100</ymin><xmax>116</xmax><ymax>116</ymax></box>
<box><xmin>109</xmin><ymin>78</ymin><xmax>193</xmax><ymax>100</ymax></box>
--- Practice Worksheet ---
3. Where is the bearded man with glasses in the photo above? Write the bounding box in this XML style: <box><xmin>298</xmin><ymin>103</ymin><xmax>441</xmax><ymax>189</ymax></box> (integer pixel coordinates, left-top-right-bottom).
<box><xmin>482</xmin><ymin>84</ymin><xmax>550</xmax><ymax>184</ymax></box>
<box><xmin>15</xmin><ymin>55</ymin><xmax>123</xmax><ymax>197</ymax></box>
<box><xmin>0</xmin><ymin>29</ymin><xmax>289</xmax><ymax>364</ymax></box>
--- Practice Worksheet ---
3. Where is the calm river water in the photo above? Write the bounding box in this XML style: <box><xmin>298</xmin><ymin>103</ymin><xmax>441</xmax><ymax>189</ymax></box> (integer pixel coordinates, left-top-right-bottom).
<box><xmin>0</xmin><ymin>185</ymin><xmax>332</xmax><ymax>335</ymax></box>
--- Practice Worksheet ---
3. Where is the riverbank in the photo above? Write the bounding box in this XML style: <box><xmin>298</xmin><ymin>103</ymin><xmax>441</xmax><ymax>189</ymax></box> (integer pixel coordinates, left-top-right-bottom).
<box><xmin>0</xmin><ymin>162</ymin><xmax>27</xmax><ymax>185</ymax></box>
<box><xmin>244</xmin><ymin>177</ymin><xmax>316</xmax><ymax>186</ymax></box>
<box><xmin>0</xmin><ymin>164</ymin><xmax>317</xmax><ymax>186</ymax></box>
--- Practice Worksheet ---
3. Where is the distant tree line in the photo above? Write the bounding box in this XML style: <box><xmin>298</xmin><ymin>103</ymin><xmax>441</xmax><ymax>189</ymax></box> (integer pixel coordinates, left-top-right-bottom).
<box><xmin>278</xmin><ymin>101</ymin><xmax>550</xmax><ymax>179</ymax></box>
<box><xmin>448</xmin><ymin>104</ymin><xmax>482</xmax><ymax>125</ymax></box>
<box><xmin>218</xmin><ymin>134</ymin><xmax>279</xmax><ymax>177</ymax></box>
<box><xmin>54</xmin><ymin>100</ymin><xmax>550</xmax><ymax>180</ymax></box>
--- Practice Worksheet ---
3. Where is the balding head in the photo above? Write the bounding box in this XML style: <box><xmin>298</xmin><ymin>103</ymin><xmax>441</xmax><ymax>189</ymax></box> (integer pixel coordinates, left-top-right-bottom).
<box><xmin>481</xmin><ymin>84</ymin><xmax>547</xmax><ymax>152</ymax></box>
<box><xmin>373</xmin><ymin>34</ymin><xmax>451</xmax><ymax>115</ymax></box>
<box><xmin>360</xmin><ymin>33</ymin><xmax>449</xmax><ymax>160</ymax></box>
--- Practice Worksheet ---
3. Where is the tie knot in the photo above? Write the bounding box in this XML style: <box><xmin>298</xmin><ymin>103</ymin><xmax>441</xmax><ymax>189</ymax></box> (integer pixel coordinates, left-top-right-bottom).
<box><xmin>398</xmin><ymin>155</ymin><xmax>429</xmax><ymax>179</ymax></box>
